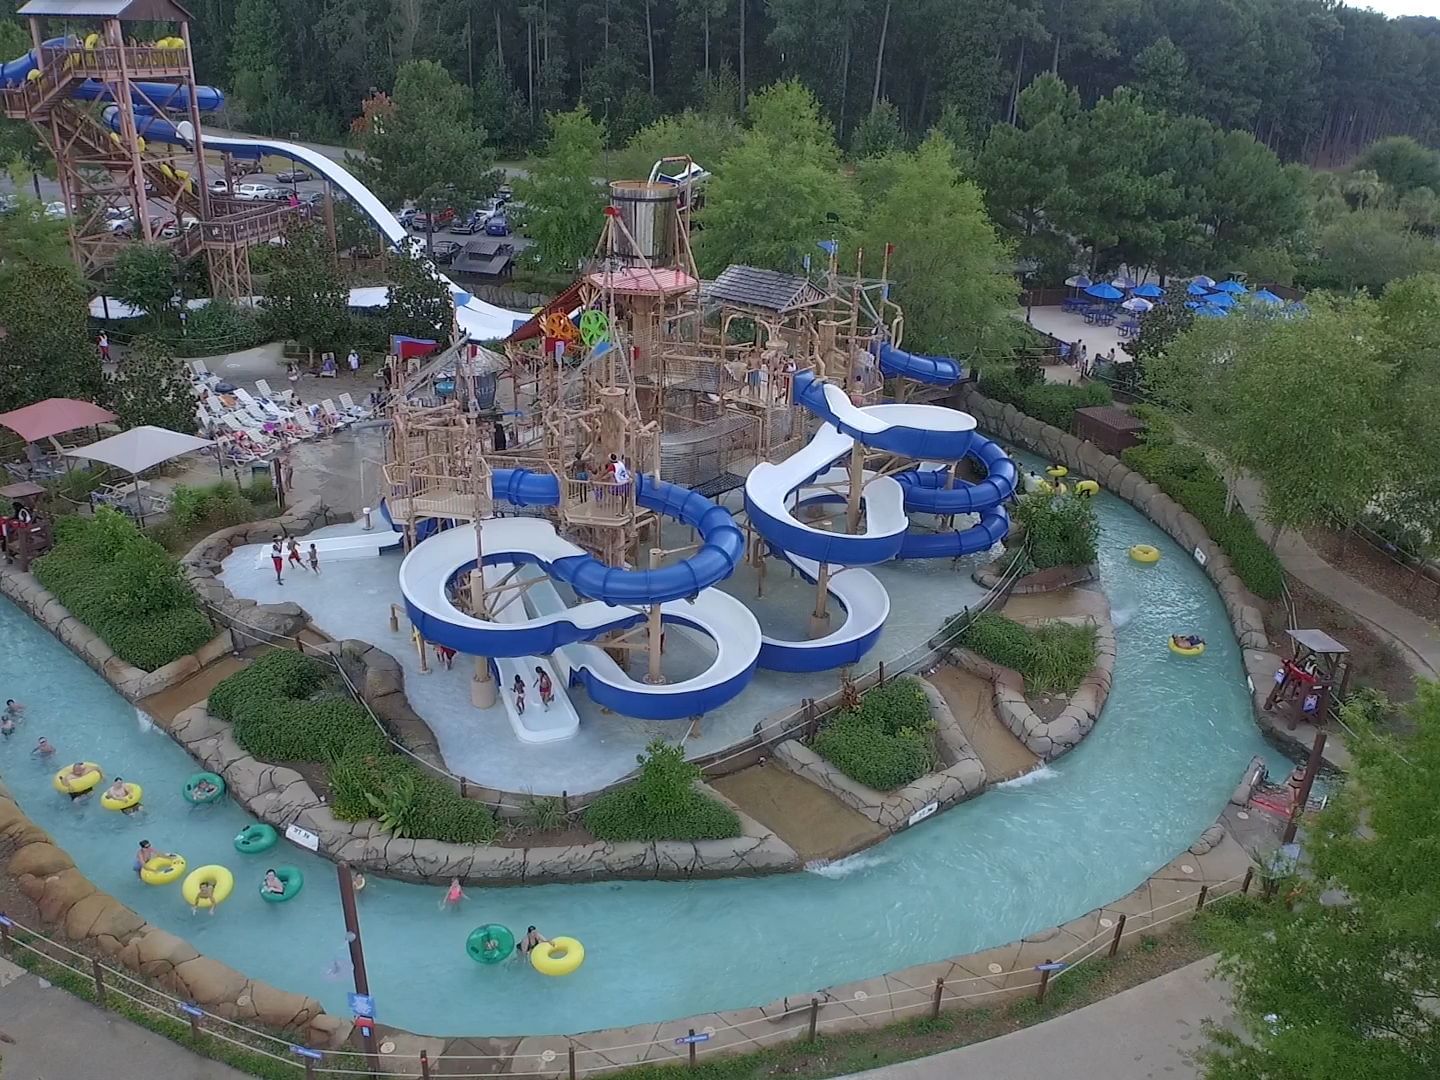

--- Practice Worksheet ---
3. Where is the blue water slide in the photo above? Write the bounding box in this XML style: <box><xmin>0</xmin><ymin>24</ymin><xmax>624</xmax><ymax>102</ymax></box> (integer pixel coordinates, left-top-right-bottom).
<box><xmin>0</xmin><ymin>37</ymin><xmax>65</xmax><ymax>88</ymax></box>
<box><xmin>874</xmin><ymin>342</ymin><xmax>963</xmax><ymax>386</ymax></box>
<box><xmin>792</xmin><ymin>371</ymin><xmax>977</xmax><ymax>460</ymax></box>
<box><xmin>71</xmin><ymin>79</ymin><xmax>224</xmax><ymax>113</ymax></box>
<box><xmin>894</xmin><ymin>436</ymin><xmax>1018</xmax><ymax>514</ymax></box>
<box><xmin>897</xmin><ymin>505</ymin><xmax>1010</xmax><ymax>559</ymax></box>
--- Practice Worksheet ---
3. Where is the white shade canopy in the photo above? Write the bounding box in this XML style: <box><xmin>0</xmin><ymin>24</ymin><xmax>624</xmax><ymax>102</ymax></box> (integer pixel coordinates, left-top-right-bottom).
<box><xmin>63</xmin><ymin>425</ymin><xmax>213</xmax><ymax>475</ymax></box>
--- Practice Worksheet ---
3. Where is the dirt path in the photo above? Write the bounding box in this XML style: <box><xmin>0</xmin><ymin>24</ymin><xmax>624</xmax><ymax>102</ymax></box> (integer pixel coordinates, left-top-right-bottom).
<box><xmin>712</xmin><ymin>765</ymin><xmax>883</xmax><ymax>862</ymax></box>
<box><xmin>927</xmin><ymin>665</ymin><xmax>1038</xmax><ymax>783</ymax></box>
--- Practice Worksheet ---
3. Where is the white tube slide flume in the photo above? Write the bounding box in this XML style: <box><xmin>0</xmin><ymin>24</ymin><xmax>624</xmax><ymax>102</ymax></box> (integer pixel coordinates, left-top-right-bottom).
<box><xmin>398</xmin><ymin>519</ymin><xmax>761</xmax><ymax>720</ymax></box>
<box><xmin>484</xmin><ymin>563</ymin><xmax>580</xmax><ymax>744</ymax></box>
<box><xmin>755</xmin><ymin>554</ymin><xmax>891</xmax><ymax>673</ymax></box>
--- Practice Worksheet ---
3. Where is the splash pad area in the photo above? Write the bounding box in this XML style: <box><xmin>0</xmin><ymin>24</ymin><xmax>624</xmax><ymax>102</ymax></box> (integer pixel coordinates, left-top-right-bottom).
<box><xmin>0</xmin><ymin>490</ymin><xmax>1288</xmax><ymax>1036</ymax></box>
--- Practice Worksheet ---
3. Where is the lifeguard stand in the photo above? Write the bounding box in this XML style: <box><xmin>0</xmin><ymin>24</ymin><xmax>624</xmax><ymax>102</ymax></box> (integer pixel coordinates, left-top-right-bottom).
<box><xmin>1264</xmin><ymin>629</ymin><xmax>1352</xmax><ymax>731</ymax></box>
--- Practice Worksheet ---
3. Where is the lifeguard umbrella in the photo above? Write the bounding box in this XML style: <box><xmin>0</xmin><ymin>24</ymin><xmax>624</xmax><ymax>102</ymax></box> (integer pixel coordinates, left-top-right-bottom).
<box><xmin>1084</xmin><ymin>282</ymin><xmax>1124</xmax><ymax>301</ymax></box>
<box><xmin>1134</xmin><ymin>283</ymin><xmax>1164</xmax><ymax>298</ymax></box>
<box><xmin>1213</xmin><ymin>279</ymin><xmax>1248</xmax><ymax>295</ymax></box>
<box><xmin>1121</xmin><ymin>297</ymin><xmax>1154</xmax><ymax>313</ymax></box>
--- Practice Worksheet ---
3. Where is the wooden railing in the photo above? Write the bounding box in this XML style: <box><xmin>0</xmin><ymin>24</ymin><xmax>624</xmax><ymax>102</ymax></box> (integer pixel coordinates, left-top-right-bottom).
<box><xmin>562</xmin><ymin>477</ymin><xmax>635</xmax><ymax>523</ymax></box>
<box><xmin>2</xmin><ymin>45</ymin><xmax>189</xmax><ymax>118</ymax></box>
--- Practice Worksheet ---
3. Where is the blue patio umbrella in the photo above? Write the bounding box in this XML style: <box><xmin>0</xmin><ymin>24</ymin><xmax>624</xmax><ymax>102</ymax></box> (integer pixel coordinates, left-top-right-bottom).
<box><xmin>1111</xmin><ymin>275</ymin><xmax>1138</xmax><ymax>290</ymax></box>
<box><xmin>1196</xmin><ymin>303</ymin><xmax>1230</xmax><ymax>318</ymax></box>
<box><xmin>1193</xmin><ymin>275</ymin><xmax>1216</xmax><ymax>288</ymax></box>
<box><xmin>1186</xmin><ymin>281</ymin><xmax>1212</xmax><ymax>297</ymax></box>
<box><xmin>1085</xmin><ymin>282</ymin><xmax>1124</xmax><ymax>301</ymax></box>
<box><xmin>1253</xmin><ymin>289</ymin><xmax>1283</xmax><ymax>305</ymax></box>
<box><xmin>1213</xmin><ymin>279</ymin><xmax>1247</xmax><ymax>295</ymax></box>
<box><xmin>1134</xmin><ymin>283</ymin><xmax>1164</xmax><ymax>298</ymax></box>
<box><xmin>1206</xmin><ymin>291</ymin><xmax>1238</xmax><ymax>309</ymax></box>
<box><xmin>1065</xmin><ymin>274</ymin><xmax>1093</xmax><ymax>288</ymax></box>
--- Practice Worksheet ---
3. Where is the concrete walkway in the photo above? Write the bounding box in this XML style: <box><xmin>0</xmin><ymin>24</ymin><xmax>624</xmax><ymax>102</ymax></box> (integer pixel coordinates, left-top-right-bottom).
<box><xmin>844</xmin><ymin>958</ymin><xmax>1235</xmax><ymax>1080</ymax></box>
<box><xmin>1231</xmin><ymin>474</ymin><xmax>1440</xmax><ymax>678</ymax></box>
<box><xmin>0</xmin><ymin>957</ymin><xmax>250</xmax><ymax>1080</ymax></box>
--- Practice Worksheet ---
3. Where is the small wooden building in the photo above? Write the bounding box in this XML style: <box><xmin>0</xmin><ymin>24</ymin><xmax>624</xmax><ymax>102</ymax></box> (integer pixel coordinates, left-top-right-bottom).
<box><xmin>1073</xmin><ymin>405</ymin><xmax>1146</xmax><ymax>455</ymax></box>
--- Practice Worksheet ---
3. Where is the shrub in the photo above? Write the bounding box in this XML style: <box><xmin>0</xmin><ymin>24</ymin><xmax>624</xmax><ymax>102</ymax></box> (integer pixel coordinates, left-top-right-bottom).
<box><xmin>585</xmin><ymin>739</ymin><xmax>741</xmax><ymax>841</ymax></box>
<box><xmin>981</xmin><ymin>367</ymin><xmax>1113</xmax><ymax>430</ymax></box>
<box><xmin>173</xmin><ymin>299</ymin><xmax>264</xmax><ymax>357</ymax></box>
<box><xmin>811</xmin><ymin>677</ymin><xmax>937</xmax><ymax>791</ymax></box>
<box><xmin>958</xmin><ymin>612</ymin><xmax>1097</xmax><ymax>695</ymax></box>
<box><xmin>32</xmin><ymin>508</ymin><xmax>212</xmax><ymax>670</ymax></box>
<box><xmin>170</xmin><ymin>481</ymin><xmax>256</xmax><ymax>530</ymax></box>
<box><xmin>1012</xmin><ymin>492</ymin><xmax>1099</xmax><ymax>568</ymax></box>
<box><xmin>209</xmin><ymin>654</ymin><xmax>497</xmax><ymax>843</ymax></box>
<box><xmin>1121</xmin><ymin>435</ymin><xmax>1284</xmax><ymax>600</ymax></box>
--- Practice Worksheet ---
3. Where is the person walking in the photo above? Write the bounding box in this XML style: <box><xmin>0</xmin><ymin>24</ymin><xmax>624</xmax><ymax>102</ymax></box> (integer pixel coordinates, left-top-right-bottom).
<box><xmin>270</xmin><ymin>537</ymin><xmax>285</xmax><ymax>585</ymax></box>
<box><xmin>98</xmin><ymin>332</ymin><xmax>110</xmax><ymax>362</ymax></box>
<box><xmin>286</xmin><ymin>537</ymin><xmax>305</xmax><ymax>573</ymax></box>
<box><xmin>307</xmin><ymin>543</ymin><xmax>321</xmax><ymax>575</ymax></box>
<box><xmin>347</xmin><ymin>348</ymin><xmax>360</xmax><ymax>373</ymax></box>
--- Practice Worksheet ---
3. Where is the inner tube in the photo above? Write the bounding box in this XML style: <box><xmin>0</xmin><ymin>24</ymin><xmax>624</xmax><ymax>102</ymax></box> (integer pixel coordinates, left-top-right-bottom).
<box><xmin>233</xmin><ymin>823</ymin><xmax>278</xmax><ymax>854</ymax></box>
<box><xmin>140</xmin><ymin>854</ymin><xmax>187</xmax><ymax>886</ymax></box>
<box><xmin>1075</xmin><ymin>479</ymin><xmax>1099</xmax><ymax>496</ymax></box>
<box><xmin>258</xmin><ymin>865</ymin><xmax>304</xmax><ymax>904</ymax></box>
<box><xmin>1046</xmin><ymin>464</ymin><xmax>1068</xmax><ymax>478</ymax></box>
<box><xmin>530</xmin><ymin>936</ymin><xmax>585</xmax><ymax>977</ymax></box>
<box><xmin>52</xmin><ymin>763</ymin><xmax>102</xmax><ymax>795</ymax></box>
<box><xmin>182</xmin><ymin>865</ymin><xmax>235</xmax><ymax>909</ymax></box>
<box><xmin>1169</xmin><ymin>638</ymin><xmax>1206</xmax><ymax>657</ymax></box>
<box><xmin>184</xmin><ymin>772</ymin><xmax>226</xmax><ymax>804</ymax></box>
<box><xmin>467</xmin><ymin>924</ymin><xmax>515</xmax><ymax>964</ymax></box>
<box><xmin>100</xmin><ymin>783</ymin><xmax>143</xmax><ymax>812</ymax></box>
<box><xmin>1129</xmin><ymin>544</ymin><xmax>1161</xmax><ymax>564</ymax></box>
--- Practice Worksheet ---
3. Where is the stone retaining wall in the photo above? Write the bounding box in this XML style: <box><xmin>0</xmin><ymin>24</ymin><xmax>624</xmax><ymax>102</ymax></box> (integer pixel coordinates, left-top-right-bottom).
<box><xmin>957</xmin><ymin>386</ymin><xmax>1283</xmax><ymax>718</ymax></box>
<box><xmin>951</xmin><ymin>612</ymin><xmax>1117</xmax><ymax>761</ymax></box>
<box><xmin>160</xmin><ymin>703</ymin><xmax>801</xmax><ymax>885</ymax></box>
<box><xmin>0</xmin><ymin>778</ymin><xmax>345</xmax><ymax>1047</ymax></box>
<box><xmin>973</xmin><ymin>561</ymin><xmax>1098</xmax><ymax>594</ymax></box>
<box><xmin>0</xmin><ymin>565</ymin><xmax>234</xmax><ymax>703</ymax></box>
<box><xmin>774</xmin><ymin>678</ymin><xmax>987</xmax><ymax>830</ymax></box>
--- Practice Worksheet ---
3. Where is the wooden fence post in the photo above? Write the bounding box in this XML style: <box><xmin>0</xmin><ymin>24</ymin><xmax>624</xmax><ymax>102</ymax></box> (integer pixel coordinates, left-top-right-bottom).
<box><xmin>1241</xmin><ymin>867</ymin><xmax>1254</xmax><ymax>894</ymax></box>
<box><xmin>930</xmin><ymin>978</ymin><xmax>944</xmax><ymax>1020</ymax></box>
<box><xmin>90</xmin><ymin>957</ymin><xmax>106</xmax><ymax>1005</ymax></box>
<box><xmin>1195</xmin><ymin>885</ymin><xmax>1209</xmax><ymax>913</ymax></box>
<box><xmin>808</xmin><ymin>997</ymin><xmax>819</xmax><ymax>1042</ymax></box>
<box><xmin>687</xmin><ymin>1029</ymin><xmax>697</xmax><ymax>1068</ymax></box>
<box><xmin>1035</xmin><ymin>960</ymin><xmax>1053</xmax><ymax>1003</ymax></box>
<box><xmin>304</xmin><ymin>1057</ymin><xmax>316</xmax><ymax>1080</ymax></box>
<box><xmin>0</xmin><ymin>917</ymin><xmax>10</xmax><ymax>957</ymax></box>
<box><xmin>1107</xmin><ymin>914</ymin><xmax>1126</xmax><ymax>958</ymax></box>
<box><xmin>419</xmin><ymin>1049</ymin><xmax>432</xmax><ymax>1079</ymax></box>
<box><xmin>568</xmin><ymin>1044</ymin><xmax>577</xmax><ymax>1080</ymax></box>
<box><xmin>187</xmin><ymin>1009</ymin><xmax>202</xmax><ymax>1041</ymax></box>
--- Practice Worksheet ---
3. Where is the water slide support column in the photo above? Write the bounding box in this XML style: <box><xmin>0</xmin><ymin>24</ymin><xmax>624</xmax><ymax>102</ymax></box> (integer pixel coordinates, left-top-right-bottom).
<box><xmin>809</xmin><ymin>560</ymin><xmax>832</xmax><ymax>638</ymax></box>
<box><xmin>846</xmin><ymin>440</ymin><xmax>865</xmax><ymax>533</ymax></box>
<box><xmin>469</xmin><ymin>519</ymin><xmax>496</xmax><ymax>707</ymax></box>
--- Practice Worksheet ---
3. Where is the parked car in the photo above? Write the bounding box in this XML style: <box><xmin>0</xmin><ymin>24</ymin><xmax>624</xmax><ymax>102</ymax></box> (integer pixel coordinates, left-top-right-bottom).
<box><xmin>429</xmin><ymin>239</ymin><xmax>463</xmax><ymax>263</ymax></box>
<box><xmin>449</xmin><ymin>213</ymin><xmax>484</xmax><ymax>234</ymax></box>
<box><xmin>234</xmin><ymin>183</ymin><xmax>277</xmax><ymax>201</ymax></box>
<box><xmin>208</xmin><ymin>178</ymin><xmax>231</xmax><ymax>194</ymax></box>
<box><xmin>160</xmin><ymin>214</ymin><xmax>199</xmax><ymax>239</ymax></box>
<box><xmin>275</xmin><ymin>168</ymin><xmax>314</xmax><ymax>184</ymax></box>
<box><xmin>484</xmin><ymin>214</ymin><xmax>510</xmax><ymax>236</ymax></box>
<box><xmin>43</xmin><ymin>200</ymin><xmax>67</xmax><ymax>219</ymax></box>
<box><xmin>414</xmin><ymin>206</ymin><xmax>456</xmax><ymax>231</ymax></box>
<box><xmin>495</xmin><ymin>184</ymin><xmax>513</xmax><ymax>203</ymax></box>
<box><xmin>231</xmin><ymin>158</ymin><xmax>263</xmax><ymax>176</ymax></box>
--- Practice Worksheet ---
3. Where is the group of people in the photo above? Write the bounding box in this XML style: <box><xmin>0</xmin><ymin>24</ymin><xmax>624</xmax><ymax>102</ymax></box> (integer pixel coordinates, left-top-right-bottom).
<box><xmin>0</xmin><ymin>698</ymin><xmax>24</xmax><ymax>739</ymax></box>
<box><xmin>442</xmin><ymin>879</ymin><xmax>547</xmax><ymax>958</ymax></box>
<box><xmin>511</xmin><ymin>668</ymin><xmax>555</xmax><ymax>715</ymax></box>
<box><xmin>1064</xmin><ymin>339</ymin><xmax>1118</xmax><ymax>379</ymax></box>
<box><xmin>268</xmin><ymin>535</ymin><xmax>321</xmax><ymax>585</ymax></box>
<box><xmin>569</xmin><ymin>452</ymin><xmax>632</xmax><ymax>504</ymax></box>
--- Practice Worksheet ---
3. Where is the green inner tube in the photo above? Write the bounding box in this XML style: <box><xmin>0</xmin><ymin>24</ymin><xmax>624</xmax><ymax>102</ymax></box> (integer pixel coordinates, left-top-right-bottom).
<box><xmin>184</xmin><ymin>772</ymin><xmax>227</xmax><ymax>804</ymax></box>
<box><xmin>258</xmin><ymin>865</ymin><xmax>304</xmax><ymax>903</ymax></box>
<box><xmin>233</xmin><ymin>823</ymin><xmax>278</xmax><ymax>854</ymax></box>
<box><xmin>466</xmin><ymin>924</ymin><xmax>515</xmax><ymax>964</ymax></box>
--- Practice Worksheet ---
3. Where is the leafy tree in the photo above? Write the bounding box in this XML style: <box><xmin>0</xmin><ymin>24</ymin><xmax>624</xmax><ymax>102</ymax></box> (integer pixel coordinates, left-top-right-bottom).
<box><xmin>105</xmin><ymin>337</ymin><xmax>196</xmax><ymax>433</ymax></box>
<box><xmin>610</xmin><ymin>110</ymin><xmax>741</xmax><ymax>183</ymax></box>
<box><xmin>1354</xmin><ymin>135</ymin><xmax>1440</xmax><ymax>196</ymax></box>
<box><xmin>229</xmin><ymin>0</ymin><xmax>307</xmax><ymax>136</ymax></box>
<box><xmin>261</xmin><ymin>221</ymin><xmax>349</xmax><ymax>357</ymax></box>
<box><xmin>1303</xmin><ymin>210</ymin><xmax>1440</xmax><ymax>294</ymax></box>
<box><xmin>1127</xmin><ymin>300</ymin><xmax>1194</xmax><ymax>388</ymax></box>
<box><xmin>513</xmin><ymin>107</ymin><xmax>607</xmax><ymax>273</ymax></box>
<box><xmin>1202</xmin><ymin>683</ymin><xmax>1440</xmax><ymax>1080</ymax></box>
<box><xmin>859</xmin><ymin>134</ymin><xmax>1020</xmax><ymax>357</ymax></box>
<box><xmin>350</xmin><ymin>60</ymin><xmax>496</xmax><ymax>255</ymax></box>
<box><xmin>107</xmin><ymin>244</ymin><xmax>182</xmax><ymax>322</ymax></box>
<box><xmin>745</xmin><ymin>79</ymin><xmax>842</xmax><ymax>168</ymax></box>
<box><xmin>1131</xmin><ymin>35</ymin><xmax>1190</xmax><ymax>114</ymax></box>
<box><xmin>0</xmin><ymin>19</ymin><xmax>50</xmax><ymax>181</ymax></box>
<box><xmin>384</xmin><ymin>238</ymin><xmax>454</xmax><ymax>343</ymax></box>
<box><xmin>0</xmin><ymin>263</ymin><xmax>103</xmax><ymax>412</ymax></box>
<box><xmin>850</xmin><ymin>100</ymin><xmax>905</xmax><ymax>160</ymax></box>
<box><xmin>0</xmin><ymin>196</ymin><xmax>71</xmax><ymax>271</ymax></box>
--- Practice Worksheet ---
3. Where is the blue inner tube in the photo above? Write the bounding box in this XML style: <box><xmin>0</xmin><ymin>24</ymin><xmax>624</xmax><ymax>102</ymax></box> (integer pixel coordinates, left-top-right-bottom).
<box><xmin>258</xmin><ymin>865</ymin><xmax>303</xmax><ymax>903</ymax></box>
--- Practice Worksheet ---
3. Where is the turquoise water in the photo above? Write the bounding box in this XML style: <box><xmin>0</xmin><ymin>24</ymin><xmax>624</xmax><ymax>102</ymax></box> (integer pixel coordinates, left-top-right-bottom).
<box><xmin>0</xmin><ymin>490</ymin><xmax>1283</xmax><ymax>1036</ymax></box>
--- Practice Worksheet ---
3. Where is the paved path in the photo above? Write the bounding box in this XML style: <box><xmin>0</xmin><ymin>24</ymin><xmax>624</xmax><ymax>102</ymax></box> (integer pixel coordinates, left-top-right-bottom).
<box><xmin>844</xmin><ymin>958</ymin><xmax>1235</xmax><ymax>1080</ymax></box>
<box><xmin>1232</xmin><ymin>475</ymin><xmax>1440</xmax><ymax>678</ymax></box>
<box><xmin>0</xmin><ymin>958</ymin><xmax>250</xmax><ymax>1080</ymax></box>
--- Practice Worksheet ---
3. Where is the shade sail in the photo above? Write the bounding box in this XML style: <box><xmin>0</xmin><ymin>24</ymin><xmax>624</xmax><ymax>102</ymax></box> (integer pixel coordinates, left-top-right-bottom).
<box><xmin>1085</xmin><ymin>283</ymin><xmax>1124</xmax><ymax>300</ymax></box>
<box><xmin>0</xmin><ymin>399</ymin><xmax>116</xmax><ymax>443</ymax></box>
<box><xmin>63</xmin><ymin>425</ymin><xmax>213</xmax><ymax>474</ymax></box>
<box><xmin>1133</xmin><ymin>283</ymin><xmax>1164</xmax><ymax>298</ymax></box>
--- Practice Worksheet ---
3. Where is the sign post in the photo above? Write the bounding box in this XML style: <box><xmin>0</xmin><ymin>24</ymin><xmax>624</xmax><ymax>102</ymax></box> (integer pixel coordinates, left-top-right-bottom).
<box><xmin>338</xmin><ymin>862</ymin><xmax>381</xmax><ymax>1078</ymax></box>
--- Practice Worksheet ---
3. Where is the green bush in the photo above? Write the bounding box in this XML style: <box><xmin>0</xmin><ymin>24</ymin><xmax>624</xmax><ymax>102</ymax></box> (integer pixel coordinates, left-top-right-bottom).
<box><xmin>171</xmin><ymin>299</ymin><xmax>264</xmax><ymax>357</ymax></box>
<box><xmin>981</xmin><ymin>367</ymin><xmax>1113</xmax><ymax>430</ymax></box>
<box><xmin>33</xmin><ymin>508</ymin><xmax>213</xmax><ymax>670</ymax></box>
<box><xmin>585</xmin><ymin>739</ymin><xmax>741</xmax><ymax>841</ymax></box>
<box><xmin>170</xmin><ymin>481</ymin><xmax>256</xmax><ymax>530</ymax></box>
<box><xmin>45</xmin><ymin>465</ymin><xmax>111</xmax><ymax>506</ymax></box>
<box><xmin>959</xmin><ymin>612</ymin><xmax>1097</xmax><ymax>695</ymax></box>
<box><xmin>210</xmin><ymin>653</ymin><xmax>496</xmax><ymax>843</ymax></box>
<box><xmin>1121</xmin><ymin>436</ymin><xmax>1284</xmax><ymax>600</ymax></box>
<box><xmin>1012</xmin><ymin>492</ymin><xmax>1099</xmax><ymax>568</ymax></box>
<box><xmin>811</xmin><ymin>677</ymin><xmax>937</xmax><ymax>791</ymax></box>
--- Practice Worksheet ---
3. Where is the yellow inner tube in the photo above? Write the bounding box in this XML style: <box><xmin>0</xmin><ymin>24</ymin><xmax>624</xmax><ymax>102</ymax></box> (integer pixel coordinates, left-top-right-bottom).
<box><xmin>1046</xmin><ymin>464</ymin><xmax>1068</xmax><ymax>478</ymax></box>
<box><xmin>1169</xmin><ymin>639</ymin><xmax>1206</xmax><ymax>657</ymax></box>
<box><xmin>1129</xmin><ymin>544</ymin><xmax>1161</xmax><ymax>564</ymax></box>
<box><xmin>53</xmin><ymin>763</ymin><xmax>102</xmax><ymax>795</ymax></box>
<box><xmin>100</xmin><ymin>783</ymin><xmax>143</xmax><ymax>812</ymax></box>
<box><xmin>182</xmin><ymin>865</ymin><xmax>235</xmax><ymax>909</ymax></box>
<box><xmin>140</xmin><ymin>854</ymin><xmax>187</xmax><ymax>886</ymax></box>
<box><xmin>530</xmin><ymin>936</ymin><xmax>585</xmax><ymax>976</ymax></box>
<box><xmin>1075</xmin><ymin>479</ymin><xmax>1099</xmax><ymax>496</ymax></box>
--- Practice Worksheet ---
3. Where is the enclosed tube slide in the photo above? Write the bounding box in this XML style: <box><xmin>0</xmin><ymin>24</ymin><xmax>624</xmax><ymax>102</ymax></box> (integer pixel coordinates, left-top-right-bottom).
<box><xmin>873</xmin><ymin>342</ymin><xmax>963</xmax><ymax>386</ymax></box>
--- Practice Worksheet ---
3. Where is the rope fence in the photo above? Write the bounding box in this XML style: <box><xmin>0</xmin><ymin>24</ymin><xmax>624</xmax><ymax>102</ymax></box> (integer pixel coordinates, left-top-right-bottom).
<box><xmin>0</xmin><ymin>866</ymin><xmax>1257</xmax><ymax>1078</ymax></box>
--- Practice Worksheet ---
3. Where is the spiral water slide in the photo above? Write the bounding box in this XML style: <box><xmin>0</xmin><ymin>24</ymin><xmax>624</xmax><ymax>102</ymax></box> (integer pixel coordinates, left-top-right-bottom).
<box><xmin>0</xmin><ymin>41</ymin><xmax>529</xmax><ymax>341</ymax></box>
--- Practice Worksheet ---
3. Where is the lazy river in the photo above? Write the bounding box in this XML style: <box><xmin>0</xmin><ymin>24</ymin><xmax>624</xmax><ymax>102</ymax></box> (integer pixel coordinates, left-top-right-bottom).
<box><xmin>0</xmin><ymin>489</ymin><xmax>1286</xmax><ymax>1036</ymax></box>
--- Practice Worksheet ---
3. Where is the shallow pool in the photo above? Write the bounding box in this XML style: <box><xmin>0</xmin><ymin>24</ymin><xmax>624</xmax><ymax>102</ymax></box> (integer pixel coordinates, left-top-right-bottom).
<box><xmin>0</xmin><ymin>489</ymin><xmax>1283</xmax><ymax>1036</ymax></box>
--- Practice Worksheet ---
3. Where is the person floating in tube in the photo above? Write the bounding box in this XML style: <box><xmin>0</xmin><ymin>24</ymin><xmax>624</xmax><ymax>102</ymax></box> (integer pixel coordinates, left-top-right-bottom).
<box><xmin>1171</xmin><ymin>634</ymin><xmax>1205</xmax><ymax>650</ymax></box>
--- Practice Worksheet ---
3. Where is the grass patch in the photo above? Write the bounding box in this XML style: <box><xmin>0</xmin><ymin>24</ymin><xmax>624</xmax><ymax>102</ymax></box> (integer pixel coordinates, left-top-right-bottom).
<box><xmin>957</xmin><ymin>612</ymin><xmax>1097</xmax><ymax>695</ymax></box>
<box><xmin>811</xmin><ymin>677</ymin><xmax>938</xmax><ymax>791</ymax></box>
<box><xmin>1121</xmin><ymin>435</ymin><xmax>1284</xmax><ymax>600</ymax></box>
<box><xmin>585</xmin><ymin>739</ymin><xmax>741</xmax><ymax>841</ymax></box>
<box><xmin>209</xmin><ymin>652</ymin><xmax>497</xmax><ymax>843</ymax></box>
<box><xmin>33</xmin><ymin>508</ymin><xmax>213</xmax><ymax>671</ymax></box>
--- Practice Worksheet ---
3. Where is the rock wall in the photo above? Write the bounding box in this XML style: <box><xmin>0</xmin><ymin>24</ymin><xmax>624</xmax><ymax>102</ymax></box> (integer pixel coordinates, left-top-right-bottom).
<box><xmin>160</xmin><ymin>704</ymin><xmax>801</xmax><ymax>884</ymax></box>
<box><xmin>0</xmin><ymin>564</ymin><xmax>233</xmax><ymax>703</ymax></box>
<box><xmin>973</xmin><ymin>562</ymin><xmax>1099</xmax><ymax>594</ymax></box>
<box><xmin>774</xmin><ymin>678</ymin><xmax>988</xmax><ymax>830</ymax></box>
<box><xmin>958</xmin><ymin>386</ymin><xmax>1282</xmax><ymax>718</ymax></box>
<box><xmin>951</xmin><ymin>612</ymin><xmax>1117</xmax><ymax>761</ymax></box>
<box><xmin>0</xmin><ymin>778</ymin><xmax>345</xmax><ymax>1047</ymax></box>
